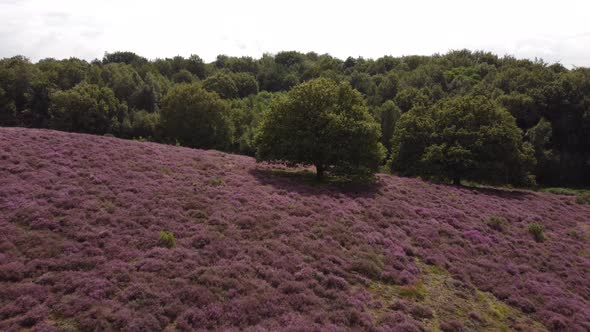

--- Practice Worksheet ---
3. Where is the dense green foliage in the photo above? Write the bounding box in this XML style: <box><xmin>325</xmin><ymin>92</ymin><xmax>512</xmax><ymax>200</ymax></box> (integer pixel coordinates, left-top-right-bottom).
<box><xmin>160</xmin><ymin>83</ymin><xmax>232</xmax><ymax>149</ymax></box>
<box><xmin>255</xmin><ymin>78</ymin><xmax>385</xmax><ymax>179</ymax></box>
<box><xmin>159</xmin><ymin>230</ymin><xmax>176</xmax><ymax>248</ymax></box>
<box><xmin>373</xmin><ymin>100</ymin><xmax>401</xmax><ymax>156</ymax></box>
<box><xmin>391</xmin><ymin>95</ymin><xmax>535</xmax><ymax>185</ymax></box>
<box><xmin>49</xmin><ymin>82</ymin><xmax>128</xmax><ymax>135</ymax></box>
<box><xmin>1</xmin><ymin>50</ymin><xmax>589</xmax><ymax>185</ymax></box>
<box><xmin>528</xmin><ymin>223</ymin><xmax>545</xmax><ymax>243</ymax></box>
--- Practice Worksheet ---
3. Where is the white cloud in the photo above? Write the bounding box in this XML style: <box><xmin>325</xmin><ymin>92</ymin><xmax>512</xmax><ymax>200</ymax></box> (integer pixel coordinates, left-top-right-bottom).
<box><xmin>0</xmin><ymin>0</ymin><xmax>589</xmax><ymax>67</ymax></box>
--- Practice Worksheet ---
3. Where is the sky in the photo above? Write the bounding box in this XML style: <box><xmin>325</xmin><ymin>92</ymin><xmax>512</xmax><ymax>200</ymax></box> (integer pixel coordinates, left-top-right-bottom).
<box><xmin>1</xmin><ymin>0</ymin><xmax>589</xmax><ymax>67</ymax></box>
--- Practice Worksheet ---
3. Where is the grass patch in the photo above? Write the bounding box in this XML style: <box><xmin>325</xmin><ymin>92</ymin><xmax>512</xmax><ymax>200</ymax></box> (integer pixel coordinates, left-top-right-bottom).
<box><xmin>540</xmin><ymin>187</ymin><xmax>579</xmax><ymax>196</ymax></box>
<box><xmin>366</xmin><ymin>262</ymin><xmax>545</xmax><ymax>331</ymax></box>
<box><xmin>209</xmin><ymin>176</ymin><xmax>225</xmax><ymax>186</ymax></box>
<box><xmin>540</xmin><ymin>187</ymin><xmax>590</xmax><ymax>205</ymax></box>
<box><xmin>397</xmin><ymin>282</ymin><xmax>427</xmax><ymax>300</ymax></box>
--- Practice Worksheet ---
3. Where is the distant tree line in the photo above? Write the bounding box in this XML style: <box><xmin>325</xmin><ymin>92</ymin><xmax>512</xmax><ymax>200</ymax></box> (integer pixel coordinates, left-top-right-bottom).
<box><xmin>1</xmin><ymin>50</ymin><xmax>588</xmax><ymax>186</ymax></box>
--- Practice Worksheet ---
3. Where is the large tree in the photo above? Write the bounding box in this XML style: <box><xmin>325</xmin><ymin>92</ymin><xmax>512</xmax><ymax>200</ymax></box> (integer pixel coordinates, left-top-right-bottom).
<box><xmin>256</xmin><ymin>78</ymin><xmax>385</xmax><ymax>180</ymax></box>
<box><xmin>391</xmin><ymin>95</ymin><xmax>535</xmax><ymax>185</ymax></box>
<box><xmin>160</xmin><ymin>83</ymin><xmax>232</xmax><ymax>149</ymax></box>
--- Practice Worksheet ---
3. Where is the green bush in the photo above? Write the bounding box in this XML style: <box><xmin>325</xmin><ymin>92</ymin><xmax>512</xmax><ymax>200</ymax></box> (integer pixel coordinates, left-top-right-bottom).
<box><xmin>159</xmin><ymin>231</ymin><xmax>176</xmax><ymax>248</ymax></box>
<box><xmin>398</xmin><ymin>282</ymin><xmax>427</xmax><ymax>300</ymax></box>
<box><xmin>528</xmin><ymin>223</ymin><xmax>545</xmax><ymax>243</ymax></box>
<box><xmin>351</xmin><ymin>259</ymin><xmax>383</xmax><ymax>280</ymax></box>
<box><xmin>541</xmin><ymin>187</ymin><xmax>578</xmax><ymax>196</ymax></box>
<box><xmin>575</xmin><ymin>192</ymin><xmax>590</xmax><ymax>204</ymax></box>
<box><xmin>209</xmin><ymin>176</ymin><xmax>224</xmax><ymax>186</ymax></box>
<box><xmin>487</xmin><ymin>215</ymin><xmax>506</xmax><ymax>232</ymax></box>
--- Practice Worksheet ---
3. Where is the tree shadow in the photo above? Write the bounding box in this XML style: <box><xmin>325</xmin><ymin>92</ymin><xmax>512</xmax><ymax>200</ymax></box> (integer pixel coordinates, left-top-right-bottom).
<box><xmin>249</xmin><ymin>167</ymin><xmax>383</xmax><ymax>199</ymax></box>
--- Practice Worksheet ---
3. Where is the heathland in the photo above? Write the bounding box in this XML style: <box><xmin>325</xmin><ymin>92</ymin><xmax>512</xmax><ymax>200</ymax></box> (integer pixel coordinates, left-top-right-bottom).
<box><xmin>1</xmin><ymin>128</ymin><xmax>588</xmax><ymax>331</ymax></box>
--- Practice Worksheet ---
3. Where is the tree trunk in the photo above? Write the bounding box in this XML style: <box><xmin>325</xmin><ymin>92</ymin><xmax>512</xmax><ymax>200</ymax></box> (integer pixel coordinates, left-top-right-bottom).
<box><xmin>316</xmin><ymin>164</ymin><xmax>324</xmax><ymax>181</ymax></box>
<box><xmin>453</xmin><ymin>176</ymin><xmax>461</xmax><ymax>186</ymax></box>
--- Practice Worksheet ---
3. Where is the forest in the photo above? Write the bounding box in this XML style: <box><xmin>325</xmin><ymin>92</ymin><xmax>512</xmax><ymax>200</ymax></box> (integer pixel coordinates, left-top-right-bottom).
<box><xmin>1</xmin><ymin>50</ymin><xmax>589</xmax><ymax>187</ymax></box>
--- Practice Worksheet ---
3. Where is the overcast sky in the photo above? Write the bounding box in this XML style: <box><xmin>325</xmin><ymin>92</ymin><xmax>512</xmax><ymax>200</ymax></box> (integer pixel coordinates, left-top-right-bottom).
<box><xmin>1</xmin><ymin>0</ymin><xmax>589</xmax><ymax>66</ymax></box>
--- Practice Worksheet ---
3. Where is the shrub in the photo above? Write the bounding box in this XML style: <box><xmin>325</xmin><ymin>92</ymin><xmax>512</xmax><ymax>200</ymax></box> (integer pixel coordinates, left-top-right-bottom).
<box><xmin>351</xmin><ymin>259</ymin><xmax>383</xmax><ymax>280</ymax></box>
<box><xmin>398</xmin><ymin>282</ymin><xmax>427</xmax><ymax>300</ymax></box>
<box><xmin>159</xmin><ymin>231</ymin><xmax>176</xmax><ymax>248</ymax></box>
<box><xmin>209</xmin><ymin>176</ymin><xmax>224</xmax><ymax>187</ymax></box>
<box><xmin>440</xmin><ymin>320</ymin><xmax>465</xmax><ymax>331</ymax></box>
<box><xmin>487</xmin><ymin>215</ymin><xmax>506</xmax><ymax>232</ymax></box>
<box><xmin>350</xmin><ymin>251</ymin><xmax>384</xmax><ymax>280</ymax></box>
<box><xmin>409</xmin><ymin>303</ymin><xmax>434</xmax><ymax>319</ymax></box>
<box><xmin>575</xmin><ymin>192</ymin><xmax>590</xmax><ymax>204</ymax></box>
<box><xmin>528</xmin><ymin>223</ymin><xmax>545</xmax><ymax>242</ymax></box>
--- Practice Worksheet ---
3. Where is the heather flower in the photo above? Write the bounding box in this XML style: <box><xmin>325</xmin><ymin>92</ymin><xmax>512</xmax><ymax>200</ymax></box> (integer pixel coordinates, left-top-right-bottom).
<box><xmin>0</xmin><ymin>128</ymin><xmax>588</xmax><ymax>330</ymax></box>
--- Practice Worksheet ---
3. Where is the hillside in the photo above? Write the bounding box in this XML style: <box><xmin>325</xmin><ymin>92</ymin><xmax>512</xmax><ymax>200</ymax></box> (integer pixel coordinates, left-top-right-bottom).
<box><xmin>0</xmin><ymin>128</ymin><xmax>589</xmax><ymax>331</ymax></box>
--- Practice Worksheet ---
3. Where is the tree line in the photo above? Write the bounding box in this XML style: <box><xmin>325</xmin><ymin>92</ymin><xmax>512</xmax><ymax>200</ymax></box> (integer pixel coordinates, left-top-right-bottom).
<box><xmin>0</xmin><ymin>50</ymin><xmax>588</xmax><ymax>186</ymax></box>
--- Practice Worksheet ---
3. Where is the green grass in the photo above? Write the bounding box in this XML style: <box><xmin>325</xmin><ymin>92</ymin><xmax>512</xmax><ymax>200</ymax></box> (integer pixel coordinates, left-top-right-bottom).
<box><xmin>540</xmin><ymin>187</ymin><xmax>590</xmax><ymax>204</ymax></box>
<box><xmin>540</xmin><ymin>187</ymin><xmax>579</xmax><ymax>195</ymax></box>
<box><xmin>366</xmin><ymin>261</ymin><xmax>546</xmax><ymax>331</ymax></box>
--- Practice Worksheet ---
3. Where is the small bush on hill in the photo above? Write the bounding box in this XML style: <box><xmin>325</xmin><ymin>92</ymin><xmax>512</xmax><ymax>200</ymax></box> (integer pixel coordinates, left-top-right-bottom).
<box><xmin>351</xmin><ymin>259</ymin><xmax>383</xmax><ymax>280</ymax></box>
<box><xmin>487</xmin><ymin>215</ymin><xmax>507</xmax><ymax>232</ymax></box>
<box><xmin>159</xmin><ymin>231</ymin><xmax>176</xmax><ymax>248</ymax></box>
<box><xmin>398</xmin><ymin>283</ymin><xmax>427</xmax><ymax>301</ymax></box>
<box><xmin>575</xmin><ymin>192</ymin><xmax>590</xmax><ymax>204</ymax></box>
<box><xmin>209</xmin><ymin>176</ymin><xmax>225</xmax><ymax>186</ymax></box>
<box><xmin>528</xmin><ymin>223</ymin><xmax>545</xmax><ymax>243</ymax></box>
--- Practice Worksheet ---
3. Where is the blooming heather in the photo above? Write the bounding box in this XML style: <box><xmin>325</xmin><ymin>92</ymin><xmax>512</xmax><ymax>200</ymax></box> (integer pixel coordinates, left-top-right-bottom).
<box><xmin>0</xmin><ymin>128</ymin><xmax>589</xmax><ymax>331</ymax></box>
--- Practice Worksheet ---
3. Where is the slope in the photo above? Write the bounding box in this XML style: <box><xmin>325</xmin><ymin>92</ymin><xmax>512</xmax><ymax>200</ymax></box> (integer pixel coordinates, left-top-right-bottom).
<box><xmin>0</xmin><ymin>128</ymin><xmax>589</xmax><ymax>331</ymax></box>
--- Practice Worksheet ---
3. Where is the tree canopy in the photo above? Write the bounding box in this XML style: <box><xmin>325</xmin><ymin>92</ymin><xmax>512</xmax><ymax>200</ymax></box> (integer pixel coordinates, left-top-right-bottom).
<box><xmin>49</xmin><ymin>82</ymin><xmax>128</xmax><ymax>135</ymax></box>
<box><xmin>391</xmin><ymin>95</ymin><xmax>535</xmax><ymax>185</ymax></box>
<box><xmin>1</xmin><ymin>49</ymin><xmax>589</xmax><ymax>186</ymax></box>
<box><xmin>160</xmin><ymin>83</ymin><xmax>232</xmax><ymax>149</ymax></box>
<box><xmin>256</xmin><ymin>78</ymin><xmax>385</xmax><ymax>179</ymax></box>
